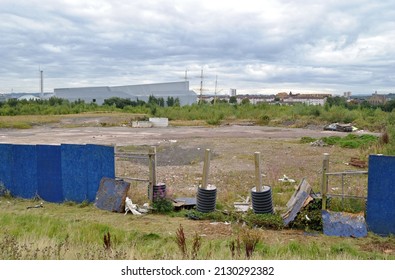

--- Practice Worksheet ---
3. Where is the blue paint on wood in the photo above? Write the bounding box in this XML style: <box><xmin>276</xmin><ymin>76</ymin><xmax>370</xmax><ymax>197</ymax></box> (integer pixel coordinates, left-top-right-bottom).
<box><xmin>0</xmin><ymin>144</ymin><xmax>13</xmax><ymax>192</ymax></box>
<box><xmin>322</xmin><ymin>210</ymin><xmax>367</xmax><ymax>238</ymax></box>
<box><xmin>37</xmin><ymin>145</ymin><xmax>63</xmax><ymax>203</ymax></box>
<box><xmin>366</xmin><ymin>155</ymin><xmax>395</xmax><ymax>236</ymax></box>
<box><xmin>61</xmin><ymin>144</ymin><xmax>88</xmax><ymax>203</ymax></box>
<box><xmin>11</xmin><ymin>145</ymin><xmax>38</xmax><ymax>198</ymax></box>
<box><xmin>0</xmin><ymin>143</ymin><xmax>114</xmax><ymax>203</ymax></box>
<box><xmin>87</xmin><ymin>144</ymin><xmax>115</xmax><ymax>202</ymax></box>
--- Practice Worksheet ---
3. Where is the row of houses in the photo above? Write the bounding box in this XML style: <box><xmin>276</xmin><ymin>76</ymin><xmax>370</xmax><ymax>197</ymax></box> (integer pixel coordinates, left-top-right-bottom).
<box><xmin>203</xmin><ymin>92</ymin><xmax>331</xmax><ymax>106</ymax></box>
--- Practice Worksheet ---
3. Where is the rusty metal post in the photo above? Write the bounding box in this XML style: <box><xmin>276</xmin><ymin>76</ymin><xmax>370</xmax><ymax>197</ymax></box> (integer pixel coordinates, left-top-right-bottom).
<box><xmin>321</xmin><ymin>153</ymin><xmax>330</xmax><ymax>210</ymax></box>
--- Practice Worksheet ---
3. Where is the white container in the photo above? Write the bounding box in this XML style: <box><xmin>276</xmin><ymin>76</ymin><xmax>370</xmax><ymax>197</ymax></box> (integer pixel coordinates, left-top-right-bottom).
<box><xmin>149</xmin><ymin>118</ymin><xmax>168</xmax><ymax>127</ymax></box>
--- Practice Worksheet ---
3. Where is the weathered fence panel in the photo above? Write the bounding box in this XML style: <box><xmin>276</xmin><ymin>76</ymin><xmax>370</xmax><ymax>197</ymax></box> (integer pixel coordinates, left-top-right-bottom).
<box><xmin>0</xmin><ymin>143</ymin><xmax>115</xmax><ymax>203</ymax></box>
<box><xmin>12</xmin><ymin>144</ymin><xmax>38</xmax><ymax>198</ymax></box>
<box><xmin>37</xmin><ymin>144</ymin><xmax>63</xmax><ymax>202</ymax></box>
<box><xmin>366</xmin><ymin>154</ymin><xmax>395</xmax><ymax>236</ymax></box>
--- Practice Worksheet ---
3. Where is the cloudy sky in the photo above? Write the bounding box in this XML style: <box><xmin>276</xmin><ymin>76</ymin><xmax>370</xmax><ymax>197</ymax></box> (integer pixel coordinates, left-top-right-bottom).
<box><xmin>1</xmin><ymin>0</ymin><xmax>394</xmax><ymax>95</ymax></box>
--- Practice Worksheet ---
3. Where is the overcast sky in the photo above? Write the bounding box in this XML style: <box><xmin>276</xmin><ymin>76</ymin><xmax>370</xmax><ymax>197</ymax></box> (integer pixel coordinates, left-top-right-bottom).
<box><xmin>1</xmin><ymin>0</ymin><xmax>394</xmax><ymax>95</ymax></box>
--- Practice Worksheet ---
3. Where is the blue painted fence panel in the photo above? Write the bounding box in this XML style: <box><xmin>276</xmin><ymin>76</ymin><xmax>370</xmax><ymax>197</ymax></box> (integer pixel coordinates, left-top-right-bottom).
<box><xmin>0</xmin><ymin>144</ymin><xmax>12</xmax><ymax>192</ymax></box>
<box><xmin>61</xmin><ymin>144</ymin><xmax>89</xmax><ymax>203</ymax></box>
<box><xmin>87</xmin><ymin>144</ymin><xmax>115</xmax><ymax>202</ymax></box>
<box><xmin>11</xmin><ymin>145</ymin><xmax>38</xmax><ymax>198</ymax></box>
<box><xmin>366</xmin><ymin>155</ymin><xmax>395</xmax><ymax>236</ymax></box>
<box><xmin>0</xmin><ymin>143</ymin><xmax>114</xmax><ymax>203</ymax></box>
<box><xmin>37</xmin><ymin>145</ymin><xmax>63</xmax><ymax>203</ymax></box>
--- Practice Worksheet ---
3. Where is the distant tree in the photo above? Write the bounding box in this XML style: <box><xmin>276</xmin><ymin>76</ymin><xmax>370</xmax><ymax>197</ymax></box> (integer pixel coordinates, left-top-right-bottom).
<box><xmin>148</xmin><ymin>95</ymin><xmax>164</xmax><ymax>107</ymax></box>
<box><xmin>241</xmin><ymin>98</ymin><xmax>250</xmax><ymax>105</ymax></box>
<box><xmin>103</xmin><ymin>97</ymin><xmax>134</xmax><ymax>109</ymax></box>
<box><xmin>229</xmin><ymin>96</ymin><xmax>237</xmax><ymax>104</ymax></box>
<box><xmin>166</xmin><ymin>96</ymin><xmax>175</xmax><ymax>107</ymax></box>
<box><xmin>326</xmin><ymin>96</ymin><xmax>347</xmax><ymax>107</ymax></box>
<box><xmin>382</xmin><ymin>99</ymin><xmax>395</xmax><ymax>112</ymax></box>
<box><xmin>7</xmin><ymin>98</ymin><xmax>18</xmax><ymax>107</ymax></box>
<box><xmin>48</xmin><ymin>97</ymin><xmax>66</xmax><ymax>106</ymax></box>
<box><xmin>174</xmin><ymin>97</ymin><xmax>180</xmax><ymax>107</ymax></box>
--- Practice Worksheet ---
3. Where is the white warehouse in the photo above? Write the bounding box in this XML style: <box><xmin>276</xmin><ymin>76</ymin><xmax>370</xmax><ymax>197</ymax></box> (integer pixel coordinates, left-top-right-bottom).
<box><xmin>54</xmin><ymin>81</ymin><xmax>198</xmax><ymax>106</ymax></box>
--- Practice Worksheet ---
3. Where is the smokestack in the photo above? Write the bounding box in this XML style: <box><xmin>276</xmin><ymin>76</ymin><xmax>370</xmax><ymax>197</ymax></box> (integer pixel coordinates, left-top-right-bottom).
<box><xmin>40</xmin><ymin>70</ymin><xmax>44</xmax><ymax>98</ymax></box>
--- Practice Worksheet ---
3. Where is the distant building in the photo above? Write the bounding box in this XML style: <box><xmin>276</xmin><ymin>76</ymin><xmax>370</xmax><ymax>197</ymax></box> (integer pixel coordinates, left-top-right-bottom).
<box><xmin>54</xmin><ymin>81</ymin><xmax>197</xmax><ymax>106</ymax></box>
<box><xmin>344</xmin><ymin>91</ymin><xmax>352</xmax><ymax>99</ymax></box>
<box><xmin>230</xmin><ymin>88</ymin><xmax>237</xmax><ymax>96</ymax></box>
<box><xmin>17</xmin><ymin>95</ymin><xmax>41</xmax><ymax>101</ymax></box>
<box><xmin>236</xmin><ymin>94</ymin><xmax>275</xmax><ymax>104</ymax></box>
<box><xmin>276</xmin><ymin>92</ymin><xmax>331</xmax><ymax>106</ymax></box>
<box><xmin>0</xmin><ymin>92</ymin><xmax>53</xmax><ymax>101</ymax></box>
<box><xmin>368</xmin><ymin>92</ymin><xmax>387</xmax><ymax>106</ymax></box>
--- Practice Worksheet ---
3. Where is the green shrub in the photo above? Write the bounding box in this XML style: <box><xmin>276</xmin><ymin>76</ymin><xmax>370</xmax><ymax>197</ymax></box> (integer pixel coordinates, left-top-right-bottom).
<box><xmin>244</xmin><ymin>213</ymin><xmax>284</xmax><ymax>230</ymax></box>
<box><xmin>152</xmin><ymin>198</ymin><xmax>174</xmax><ymax>213</ymax></box>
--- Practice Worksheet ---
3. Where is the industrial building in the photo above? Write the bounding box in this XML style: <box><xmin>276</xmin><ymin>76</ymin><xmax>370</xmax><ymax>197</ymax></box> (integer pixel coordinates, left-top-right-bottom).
<box><xmin>54</xmin><ymin>81</ymin><xmax>198</xmax><ymax>106</ymax></box>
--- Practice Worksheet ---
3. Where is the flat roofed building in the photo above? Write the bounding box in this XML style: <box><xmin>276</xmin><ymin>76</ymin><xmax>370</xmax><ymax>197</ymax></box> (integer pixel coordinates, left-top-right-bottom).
<box><xmin>54</xmin><ymin>81</ymin><xmax>197</xmax><ymax>106</ymax></box>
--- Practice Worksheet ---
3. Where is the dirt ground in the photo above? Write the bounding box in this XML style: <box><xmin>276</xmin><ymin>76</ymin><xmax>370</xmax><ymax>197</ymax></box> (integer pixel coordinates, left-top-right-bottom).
<box><xmin>0</xmin><ymin>122</ymin><xmax>370</xmax><ymax>202</ymax></box>
<box><xmin>2</xmin><ymin>119</ymin><xmax>390</xmax><ymax>256</ymax></box>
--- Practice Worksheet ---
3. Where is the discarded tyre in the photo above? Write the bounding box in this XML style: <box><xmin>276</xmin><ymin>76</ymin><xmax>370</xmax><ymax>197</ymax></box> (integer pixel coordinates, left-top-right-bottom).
<box><xmin>196</xmin><ymin>186</ymin><xmax>217</xmax><ymax>213</ymax></box>
<box><xmin>251</xmin><ymin>186</ymin><xmax>274</xmax><ymax>214</ymax></box>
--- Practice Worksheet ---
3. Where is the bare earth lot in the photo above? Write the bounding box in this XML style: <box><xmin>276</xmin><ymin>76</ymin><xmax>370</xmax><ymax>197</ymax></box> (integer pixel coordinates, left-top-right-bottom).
<box><xmin>2</xmin><ymin>122</ymin><xmax>385</xmax><ymax>257</ymax></box>
<box><xmin>0</xmin><ymin>123</ymin><xmax>367</xmax><ymax>201</ymax></box>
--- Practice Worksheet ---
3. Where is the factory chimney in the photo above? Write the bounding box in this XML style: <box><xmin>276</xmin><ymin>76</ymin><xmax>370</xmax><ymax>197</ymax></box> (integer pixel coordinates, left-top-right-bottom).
<box><xmin>40</xmin><ymin>69</ymin><xmax>44</xmax><ymax>98</ymax></box>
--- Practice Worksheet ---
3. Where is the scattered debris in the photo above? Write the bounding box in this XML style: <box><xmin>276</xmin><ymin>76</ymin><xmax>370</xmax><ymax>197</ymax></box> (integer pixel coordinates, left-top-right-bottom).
<box><xmin>94</xmin><ymin>177</ymin><xmax>130</xmax><ymax>213</ymax></box>
<box><xmin>172</xmin><ymin>197</ymin><xmax>196</xmax><ymax>211</ymax></box>
<box><xmin>278</xmin><ymin>174</ymin><xmax>296</xmax><ymax>183</ymax></box>
<box><xmin>234</xmin><ymin>195</ymin><xmax>250</xmax><ymax>212</ymax></box>
<box><xmin>27</xmin><ymin>202</ymin><xmax>43</xmax><ymax>209</ymax></box>
<box><xmin>310</xmin><ymin>139</ymin><xmax>326</xmax><ymax>147</ymax></box>
<box><xmin>124</xmin><ymin>197</ymin><xmax>142</xmax><ymax>215</ymax></box>
<box><xmin>282</xmin><ymin>178</ymin><xmax>313</xmax><ymax>226</ymax></box>
<box><xmin>322</xmin><ymin>210</ymin><xmax>367</xmax><ymax>238</ymax></box>
<box><xmin>323</xmin><ymin>123</ymin><xmax>353</xmax><ymax>132</ymax></box>
<box><xmin>348</xmin><ymin>157</ymin><xmax>368</xmax><ymax>168</ymax></box>
<box><xmin>210</xmin><ymin>221</ymin><xmax>231</xmax><ymax>225</ymax></box>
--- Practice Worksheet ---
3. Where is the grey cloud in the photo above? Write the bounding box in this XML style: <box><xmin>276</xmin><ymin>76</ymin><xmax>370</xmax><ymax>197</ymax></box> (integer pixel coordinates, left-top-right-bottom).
<box><xmin>1</xmin><ymin>0</ymin><xmax>394</xmax><ymax>94</ymax></box>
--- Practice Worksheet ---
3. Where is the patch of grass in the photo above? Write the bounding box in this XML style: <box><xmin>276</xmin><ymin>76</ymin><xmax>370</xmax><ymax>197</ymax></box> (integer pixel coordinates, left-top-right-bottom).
<box><xmin>300</xmin><ymin>136</ymin><xmax>317</xmax><ymax>144</ymax></box>
<box><xmin>0</xmin><ymin>121</ymin><xmax>32</xmax><ymax>129</ymax></box>
<box><xmin>244</xmin><ymin>212</ymin><xmax>285</xmax><ymax>230</ymax></box>
<box><xmin>321</xmin><ymin>134</ymin><xmax>379</xmax><ymax>149</ymax></box>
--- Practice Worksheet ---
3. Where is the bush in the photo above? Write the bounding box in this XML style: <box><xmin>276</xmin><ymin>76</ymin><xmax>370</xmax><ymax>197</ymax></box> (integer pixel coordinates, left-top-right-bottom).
<box><xmin>244</xmin><ymin>213</ymin><xmax>284</xmax><ymax>230</ymax></box>
<box><xmin>152</xmin><ymin>198</ymin><xmax>174</xmax><ymax>213</ymax></box>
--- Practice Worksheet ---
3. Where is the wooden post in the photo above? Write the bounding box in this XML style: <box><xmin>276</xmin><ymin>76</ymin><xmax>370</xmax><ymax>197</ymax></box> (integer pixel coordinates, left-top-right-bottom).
<box><xmin>254</xmin><ymin>152</ymin><xmax>262</xmax><ymax>192</ymax></box>
<box><xmin>201</xmin><ymin>149</ymin><xmax>211</xmax><ymax>189</ymax></box>
<box><xmin>148</xmin><ymin>146</ymin><xmax>157</xmax><ymax>201</ymax></box>
<box><xmin>321</xmin><ymin>153</ymin><xmax>330</xmax><ymax>210</ymax></box>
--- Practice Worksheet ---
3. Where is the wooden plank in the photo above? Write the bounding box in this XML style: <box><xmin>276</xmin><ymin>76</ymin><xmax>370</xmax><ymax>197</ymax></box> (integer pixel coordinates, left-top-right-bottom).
<box><xmin>148</xmin><ymin>146</ymin><xmax>157</xmax><ymax>201</ymax></box>
<box><xmin>254</xmin><ymin>152</ymin><xmax>262</xmax><ymax>192</ymax></box>
<box><xmin>321</xmin><ymin>153</ymin><xmax>330</xmax><ymax>210</ymax></box>
<box><xmin>201</xmin><ymin>149</ymin><xmax>211</xmax><ymax>189</ymax></box>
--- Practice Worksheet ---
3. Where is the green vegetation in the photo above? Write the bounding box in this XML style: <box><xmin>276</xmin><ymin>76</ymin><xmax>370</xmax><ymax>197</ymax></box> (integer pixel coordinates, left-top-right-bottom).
<box><xmin>2</xmin><ymin>96</ymin><xmax>395</xmax><ymax>155</ymax></box>
<box><xmin>303</xmin><ymin>134</ymin><xmax>379</xmax><ymax>149</ymax></box>
<box><xmin>1</xmin><ymin>197</ymin><xmax>395</xmax><ymax>260</ymax></box>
